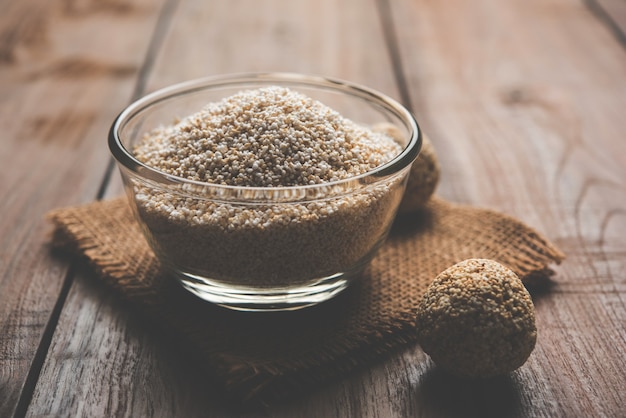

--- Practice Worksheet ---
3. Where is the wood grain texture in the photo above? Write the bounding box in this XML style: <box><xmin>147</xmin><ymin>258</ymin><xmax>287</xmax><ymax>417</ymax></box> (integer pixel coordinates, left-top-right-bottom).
<box><xmin>389</xmin><ymin>0</ymin><xmax>626</xmax><ymax>416</ymax></box>
<box><xmin>143</xmin><ymin>0</ymin><xmax>400</xmax><ymax>94</ymax></box>
<box><xmin>0</xmin><ymin>0</ymin><xmax>165</xmax><ymax>416</ymax></box>
<box><xmin>26</xmin><ymin>0</ymin><xmax>405</xmax><ymax>416</ymax></box>
<box><xmin>2</xmin><ymin>0</ymin><xmax>624</xmax><ymax>416</ymax></box>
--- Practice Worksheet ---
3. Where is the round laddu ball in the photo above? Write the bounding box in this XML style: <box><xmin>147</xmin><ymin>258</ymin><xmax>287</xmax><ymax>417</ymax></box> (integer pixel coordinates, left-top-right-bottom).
<box><xmin>372</xmin><ymin>123</ymin><xmax>440</xmax><ymax>212</ymax></box>
<box><xmin>416</xmin><ymin>259</ymin><xmax>537</xmax><ymax>378</ymax></box>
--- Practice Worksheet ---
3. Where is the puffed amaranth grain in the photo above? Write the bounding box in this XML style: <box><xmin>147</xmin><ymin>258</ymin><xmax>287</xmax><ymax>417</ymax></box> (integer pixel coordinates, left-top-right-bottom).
<box><xmin>416</xmin><ymin>258</ymin><xmax>537</xmax><ymax>378</ymax></box>
<box><xmin>134</xmin><ymin>87</ymin><xmax>402</xmax><ymax>187</ymax></box>
<box><xmin>372</xmin><ymin>123</ymin><xmax>439</xmax><ymax>212</ymax></box>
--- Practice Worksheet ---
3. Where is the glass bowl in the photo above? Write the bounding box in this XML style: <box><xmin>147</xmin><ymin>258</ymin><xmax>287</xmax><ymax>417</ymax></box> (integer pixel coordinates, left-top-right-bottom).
<box><xmin>109</xmin><ymin>73</ymin><xmax>421</xmax><ymax>311</ymax></box>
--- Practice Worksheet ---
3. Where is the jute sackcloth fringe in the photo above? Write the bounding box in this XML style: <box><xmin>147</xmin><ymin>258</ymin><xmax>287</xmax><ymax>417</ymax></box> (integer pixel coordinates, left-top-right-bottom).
<box><xmin>47</xmin><ymin>196</ymin><xmax>564</xmax><ymax>402</ymax></box>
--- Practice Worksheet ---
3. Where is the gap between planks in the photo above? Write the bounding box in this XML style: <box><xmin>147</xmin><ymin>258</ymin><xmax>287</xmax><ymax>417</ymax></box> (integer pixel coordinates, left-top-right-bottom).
<box><xmin>584</xmin><ymin>0</ymin><xmax>626</xmax><ymax>49</ymax></box>
<box><xmin>376</xmin><ymin>0</ymin><xmax>414</xmax><ymax>112</ymax></box>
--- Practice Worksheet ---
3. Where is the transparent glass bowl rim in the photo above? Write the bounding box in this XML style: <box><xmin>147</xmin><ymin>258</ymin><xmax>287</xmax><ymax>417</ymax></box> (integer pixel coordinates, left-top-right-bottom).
<box><xmin>108</xmin><ymin>72</ymin><xmax>422</xmax><ymax>202</ymax></box>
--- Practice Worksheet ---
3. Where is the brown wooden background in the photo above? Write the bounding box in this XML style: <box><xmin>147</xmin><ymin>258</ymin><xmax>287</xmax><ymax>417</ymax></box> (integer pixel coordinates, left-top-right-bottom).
<box><xmin>1</xmin><ymin>0</ymin><xmax>625</xmax><ymax>416</ymax></box>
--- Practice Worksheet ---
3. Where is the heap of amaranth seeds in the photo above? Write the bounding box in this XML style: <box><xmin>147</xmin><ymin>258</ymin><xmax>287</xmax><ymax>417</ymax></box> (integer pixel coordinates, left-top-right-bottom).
<box><xmin>132</xmin><ymin>87</ymin><xmax>407</xmax><ymax>286</ymax></box>
<box><xmin>134</xmin><ymin>86</ymin><xmax>401</xmax><ymax>187</ymax></box>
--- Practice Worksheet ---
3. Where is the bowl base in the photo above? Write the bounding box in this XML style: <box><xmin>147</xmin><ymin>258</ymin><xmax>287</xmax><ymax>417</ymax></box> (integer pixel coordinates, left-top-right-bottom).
<box><xmin>176</xmin><ymin>271</ymin><xmax>352</xmax><ymax>311</ymax></box>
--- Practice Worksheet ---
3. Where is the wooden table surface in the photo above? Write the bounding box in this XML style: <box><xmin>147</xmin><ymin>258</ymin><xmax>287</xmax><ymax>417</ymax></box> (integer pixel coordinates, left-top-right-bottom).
<box><xmin>2</xmin><ymin>0</ymin><xmax>625</xmax><ymax>416</ymax></box>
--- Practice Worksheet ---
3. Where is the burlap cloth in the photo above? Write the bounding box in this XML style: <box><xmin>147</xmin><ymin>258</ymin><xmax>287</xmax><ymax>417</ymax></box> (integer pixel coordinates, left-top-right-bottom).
<box><xmin>47</xmin><ymin>196</ymin><xmax>563</xmax><ymax>403</ymax></box>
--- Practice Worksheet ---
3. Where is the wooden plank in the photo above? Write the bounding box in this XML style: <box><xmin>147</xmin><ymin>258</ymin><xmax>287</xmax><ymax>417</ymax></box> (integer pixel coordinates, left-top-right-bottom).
<box><xmin>0</xmin><ymin>0</ymin><xmax>166</xmax><ymax>416</ymax></box>
<box><xmin>23</xmin><ymin>267</ymin><xmax>230</xmax><ymax>416</ymax></box>
<box><xmin>143</xmin><ymin>0</ymin><xmax>401</xmax><ymax>94</ymax></box>
<box><xmin>27</xmin><ymin>0</ymin><xmax>405</xmax><ymax>416</ymax></box>
<box><xmin>388</xmin><ymin>0</ymin><xmax>626</xmax><ymax>416</ymax></box>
